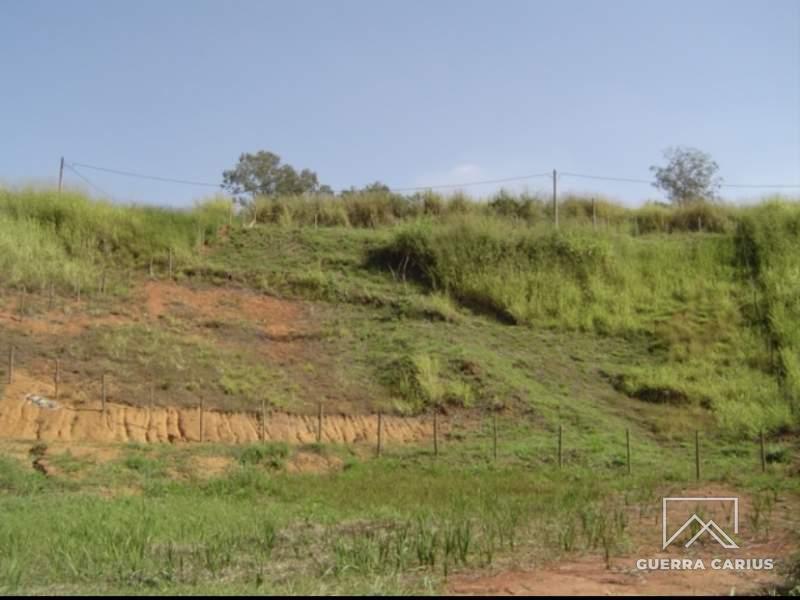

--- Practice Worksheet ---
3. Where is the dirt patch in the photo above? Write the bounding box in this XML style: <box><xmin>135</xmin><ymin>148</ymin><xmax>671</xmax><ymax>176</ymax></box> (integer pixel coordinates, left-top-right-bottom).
<box><xmin>191</xmin><ymin>455</ymin><xmax>234</xmax><ymax>479</ymax></box>
<box><xmin>1</xmin><ymin>281</ymin><xmax>313</xmax><ymax>357</ymax></box>
<box><xmin>0</xmin><ymin>299</ymin><xmax>134</xmax><ymax>337</ymax></box>
<box><xmin>286</xmin><ymin>451</ymin><xmax>344</xmax><ymax>474</ymax></box>
<box><xmin>448</xmin><ymin>485</ymin><xmax>797</xmax><ymax>596</ymax></box>
<box><xmin>0</xmin><ymin>369</ymin><xmax>440</xmax><ymax>446</ymax></box>
<box><xmin>142</xmin><ymin>280</ymin><xmax>306</xmax><ymax>339</ymax></box>
<box><xmin>448</xmin><ymin>557</ymin><xmax>783</xmax><ymax>596</ymax></box>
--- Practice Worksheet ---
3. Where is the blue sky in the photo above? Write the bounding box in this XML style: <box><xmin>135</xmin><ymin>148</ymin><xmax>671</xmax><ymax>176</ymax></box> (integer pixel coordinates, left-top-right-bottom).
<box><xmin>1</xmin><ymin>0</ymin><xmax>798</xmax><ymax>206</ymax></box>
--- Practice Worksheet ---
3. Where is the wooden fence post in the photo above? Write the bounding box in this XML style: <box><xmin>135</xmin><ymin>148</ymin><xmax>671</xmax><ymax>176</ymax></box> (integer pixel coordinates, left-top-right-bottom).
<box><xmin>54</xmin><ymin>359</ymin><xmax>60</xmax><ymax>402</ymax></box>
<box><xmin>552</xmin><ymin>169</ymin><xmax>559</xmax><ymax>229</ymax></box>
<box><xmin>377</xmin><ymin>412</ymin><xmax>383</xmax><ymax>457</ymax></box>
<box><xmin>626</xmin><ymin>428</ymin><xmax>632</xmax><ymax>475</ymax></box>
<box><xmin>101</xmin><ymin>373</ymin><xmax>107</xmax><ymax>413</ymax></box>
<box><xmin>7</xmin><ymin>346</ymin><xmax>14</xmax><ymax>385</ymax></box>
<box><xmin>18</xmin><ymin>286</ymin><xmax>26</xmax><ymax>319</ymax></box>
<box><xmin>492</xmin><ymin>413</ymin><xmax>498</xmax><ymax>461</ymax></box>
<box><xmin>317</xmin><ymin>402</ymin><xmax>323</xmax><ymax>444</ymax></box>
<box><xmin>695</xmin><ymin>430</ymin><xmax>701</xmax><ymax>481</ymax></box>
<box><xmin>433</xmin><ymin>410</ymin><xmax>439</xmax><ymax>457</ymax></box>
<box><xmin>168</xmin><ymin>248</ymin><xmax>174</xmax><ymax>279</ymax></box>
<box><xmin>558</xmin><ymin>424</ymin><xmax>563</xmax><ymax>469</ymax></box>
<box><xmin>261</xmin><ymin>400</ymin><xmax>266</xmax><ymax>443</ymax></box>
<box><xmin>760</xmin><ymin>430</ymin><xmax>766</xmax><ymax>473</ymax></box>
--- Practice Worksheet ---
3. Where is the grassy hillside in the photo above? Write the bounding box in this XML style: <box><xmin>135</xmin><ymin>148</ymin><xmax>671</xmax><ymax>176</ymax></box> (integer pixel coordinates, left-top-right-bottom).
<box><xmin>371</xmin><ymin>214</ymin><xmax>795</xmax><ymax>436</ymax></box>
<box><xmin>0</xmin><ymin>188</ymin><xmax>797</xmax><ymax>436</ymax></box>
<box><xmin>0</xmin><ymin>187</ymin><xmax>798</xmax><ymax>594</ymax></box>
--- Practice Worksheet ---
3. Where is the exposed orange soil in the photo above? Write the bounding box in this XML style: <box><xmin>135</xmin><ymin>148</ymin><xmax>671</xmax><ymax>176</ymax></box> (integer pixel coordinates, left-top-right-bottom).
<box><xmin>190</xmin><ymin>455</ymin><xmax>235</xmax><ymax>479</ymax></box>
<box><xmin>0</xmin><ymin>282</ymin><xmax>431</xmax><ymax>446</ymax></box>
<box><xmin>0</xmin><ymin>280</ymin><xmax>311</xmax><ymax>342</ymax></box>
<box><xmin>286</xmin><ymin>451</ymin><xmax>345</xmax><ymax>474</ymax></box>
<box><xmin>0</xmin><ymin>369</ymin><xmax>438</xmax><ymax>445</ymax></box>
<box><xmin>0</xmin><ymin>301</ymin><xmax>132</xmax><ymax>336</ymax></box>
<box><xmin>449</xmin><ymin>485</ymin><xmax>797</xmax><ymax>596</ymax></box>
<box><xmin>142</xmin><ymin>280</ymin><xmax>307</xmax><ymax>339</ymax></box>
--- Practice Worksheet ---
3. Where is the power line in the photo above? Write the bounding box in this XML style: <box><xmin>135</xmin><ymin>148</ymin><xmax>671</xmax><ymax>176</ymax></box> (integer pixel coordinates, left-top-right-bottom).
<box><xmin>64</xmin><ymin>164</ymin><xmax>112</xmax><ymax>198</ymax></box>
<box><xmin>66</xmin><ymin>159</ymin><xmax>553</xmax><ymax>194</ymax></box>
<box><xmin>560</xmin><ymin>171</ymin><xmax>651</xmax><ymax>184</ymax></box>
<box><xmin>561</xmin><ymin>171</ymin><xmax>800</xmax><ymax>189</ymax></box>
<box><xmin>386</xmin><ymin>172</ymin><xmax>552</xmax><ymax>193</ymax></box>
<box><xmin>63</xmin><ymin>158</ymin><xmax>800</xmax><ymax>195</ymax></box>
<box><xmin>69</xmin><ymin>161</ymin><xmax>222</xmax><ymax>188</ymax></box>
<box><xmin>720</xmin><ymin>182</ymin><xmax>800</xmax><ymax>189</ymax></box>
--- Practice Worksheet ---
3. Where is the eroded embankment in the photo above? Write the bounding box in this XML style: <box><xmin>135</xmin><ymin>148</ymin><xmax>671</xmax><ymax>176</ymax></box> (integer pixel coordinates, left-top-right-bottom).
<box><xmin>0</xmin><ymin>372</ymin><xmax>435</xmax><ymax>445</ymax></box>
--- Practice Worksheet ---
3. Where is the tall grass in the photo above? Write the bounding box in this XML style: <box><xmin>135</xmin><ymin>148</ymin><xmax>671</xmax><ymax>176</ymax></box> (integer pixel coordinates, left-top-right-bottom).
<box><xmin>370</xmin><ymin>211</ymin><xmax>798</xmax><ymax>435</ymax></box>
<box><xmin>0</xmin><ymin>188</ymin><xmax>229</xmax><ymax>291</ymax></box>
<box><xmin>0</xmin><ymin>455</ymin><xmax>648</xmax><ymax>594</ymax></box>
<box><xmin>370</xmin><ymin>216</ymin><xmax>737</xmax><ymax>333</ymax></box>
<box><xmin>734</xmin><ymin>198</ymin><xmax>800</xmax><ymax>420</ymax></box>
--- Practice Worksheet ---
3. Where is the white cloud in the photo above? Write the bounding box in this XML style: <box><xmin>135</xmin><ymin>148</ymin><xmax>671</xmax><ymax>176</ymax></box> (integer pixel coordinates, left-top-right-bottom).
<box><xmin>413</xmin><ymin>163</ymin><xmax>486</xmax><ymax>188</ymax></box>
<box><xmin>412</xmin><ymin>163</ymin><xmax>552</xmax><ymax>198</ymax></box>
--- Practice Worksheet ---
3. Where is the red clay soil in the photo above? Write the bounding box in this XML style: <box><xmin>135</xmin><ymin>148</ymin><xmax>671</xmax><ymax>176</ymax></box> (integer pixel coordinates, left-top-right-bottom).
<box><xmin>0</xmin><ymin>282</ymin><xmax>413</xmax><ymax>444</ymax></box>
<box><xmin>448</xmin><ymin>486</ymin><xmax>798</xmax><ymax>596</ymax></box>
<box><xmin>0</xmin><ymin>370</ymin><xmax>437</xmax><ymax>445</ymax></box>
<box><xmin>0</xmin><ymin>300</ymin><xmax>131</xmax><ymax>337</ymax></box>
<box><xmin>0</xmin><ymin>280</ymin><xmax>310</xmax><ymax>341</ymax></box>
<box><xmin>142</xmin><ymin>280</ymin><xmax>306</xmax><ymax>338</ymax></box>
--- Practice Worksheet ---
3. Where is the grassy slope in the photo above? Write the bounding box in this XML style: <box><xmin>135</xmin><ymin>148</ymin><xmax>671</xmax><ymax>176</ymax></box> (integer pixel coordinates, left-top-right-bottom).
<box><xmin>0</xmin><ymin>189</ymin><xmax>798</xmax><ymax>594</ymax></box>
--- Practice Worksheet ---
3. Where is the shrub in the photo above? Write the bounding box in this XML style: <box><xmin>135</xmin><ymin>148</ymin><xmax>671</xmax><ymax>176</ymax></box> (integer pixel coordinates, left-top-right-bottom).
<box><xmin>238</xmin><ymin>443</ymin><xmax>289</xmax><ymax>469</ymax></box>
<box><xmin>668</xmin><ymin>201</ymin><xmax>732</xmax><ymax>233</ymax></box>
<box><xmin>634</xmin><ymin>203</ymin><xmax>671</xmax><ymax>234</ymax></box>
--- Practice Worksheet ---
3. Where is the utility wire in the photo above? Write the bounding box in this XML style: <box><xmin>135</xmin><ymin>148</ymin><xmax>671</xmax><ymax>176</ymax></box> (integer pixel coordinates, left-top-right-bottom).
<box><xmin>561</xmin><ymin>171</ymin><xmax>800</xmax><ymax>189</ymax></box>
<box><xmin>720</xmin><ymin>182</ymin><xmax>800</xmax><ymax>189</ymax></box>
<box><xmin>70</xmin><ymin>161</ymin><xmax>222</xmax><ymax>188</ymax></box>
<box><xmin>64</xmin><ymin>164</ymin><xmax>112</xmax><ymax>198</ymax></box>
<box><xmin>387</xmin><ymin>172</ymin><xmax>552</xmax><ymax>193</ymax></box>
<box><xmin>560</xmin><ymin>171</ymin><xmax>651</xmax><ymax>184</ymax></box>
<box><xmin>64</xmin><ymin>158</ymin><xmax>800</xmax><ymax>194</ymax></box>
<box><xmin>66</xmin><ymin>159</ymin><xmax>552</xmax><ymax>194</ymax></box>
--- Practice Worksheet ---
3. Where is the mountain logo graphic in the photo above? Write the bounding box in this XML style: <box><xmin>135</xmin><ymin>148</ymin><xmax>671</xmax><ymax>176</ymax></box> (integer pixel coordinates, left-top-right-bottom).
<box><xmin>662</xmin><ymin>497</ymin><xmax>739</xmax><ymax>549</ymax></box>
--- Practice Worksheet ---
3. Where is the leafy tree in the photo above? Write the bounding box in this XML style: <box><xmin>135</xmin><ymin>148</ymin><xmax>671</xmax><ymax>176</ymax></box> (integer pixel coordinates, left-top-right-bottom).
<box><xmin>340</xmin><ymin>181</ymin><xmax>391</xmax><ymax>196</ymax></box>
<box><xmin>222</xmin><ymin>151</ymin><xmax>324</xmax><ymax>198</ymax></box>
<box><xmin>650</xmin><ymin>146</ymin><xmax>722</xmax><ymax>205</ymax></box>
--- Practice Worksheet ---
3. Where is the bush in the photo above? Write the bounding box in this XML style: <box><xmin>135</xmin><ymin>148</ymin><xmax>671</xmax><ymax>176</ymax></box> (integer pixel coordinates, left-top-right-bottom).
<box><xmin>668</xmin><ymin>201</ymin><xmax>732</xmax><ymax>233</ymax></box>
<box><xmin>634</xmin><ymin>203</ymin><xmax>671</xmax><ymax>234</ymax></box>
<box><xmin>560</xmin><ymin>195</ymin><xmax>628</xmax><ymax>226</ymax></box>
<box><xmin>0</xmin><ymin>187</ymin><xmax>228</xmax><ymax>292</ymax></box>
<box><xmin>238</xmin><ymin>443</ymin><xmax>290</xmax><ymax>469</ymax></box>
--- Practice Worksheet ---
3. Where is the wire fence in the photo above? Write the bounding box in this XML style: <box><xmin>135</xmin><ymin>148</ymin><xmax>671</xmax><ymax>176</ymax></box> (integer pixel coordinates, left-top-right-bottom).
<box><xmin>61</xmin><ymin>157</ymin><xmax>800</xmax><ymax>199</ymax></box>
<box><xmin>0</xmin><ymin>331</ymin><xmax>787</xmax><ymax>480</ymax></box>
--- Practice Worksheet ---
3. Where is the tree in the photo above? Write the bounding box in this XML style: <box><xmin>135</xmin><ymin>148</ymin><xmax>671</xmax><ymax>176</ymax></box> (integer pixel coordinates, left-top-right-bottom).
<box><xmin>222</xmin><ymin>151</ymin><xmax>324</xmax><ymax>198</ymax></box>
<box><xmin>339</xmin><ymin>181</ymin><xmax>391</xmax><ymax>196</ymax></box>
<box><xmin>650</xmin><ymin>147</ymin><xmax>722</xmax><ymax>205</ymax></box>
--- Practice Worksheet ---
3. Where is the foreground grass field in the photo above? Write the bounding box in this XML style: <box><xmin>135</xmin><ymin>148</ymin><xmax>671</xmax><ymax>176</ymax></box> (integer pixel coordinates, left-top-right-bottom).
<box><xmin>0</xmin><ymin>187</ymin><xmax>798</xmax><ymax>594</ymax></box>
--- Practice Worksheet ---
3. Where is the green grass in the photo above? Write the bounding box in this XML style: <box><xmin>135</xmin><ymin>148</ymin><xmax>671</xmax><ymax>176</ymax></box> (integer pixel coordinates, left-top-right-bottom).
<box><xmin>0</xmin><ymin>188</ymin><xmax>798</xmax><ymax>593</ymax></box>
<box><xmin>369</xmin><ymin>213</ymin><xmax>798</xmax><ymax>435</ymax></box>
<box><xmin>0</xmin><ymin>188</ymin><xmax>229</xmax><ymax>294</ymax></box>
<box><xmin>0</xmin><ymin>425</ymin><xmax>796</xmax><ymax>595</ymax></box>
